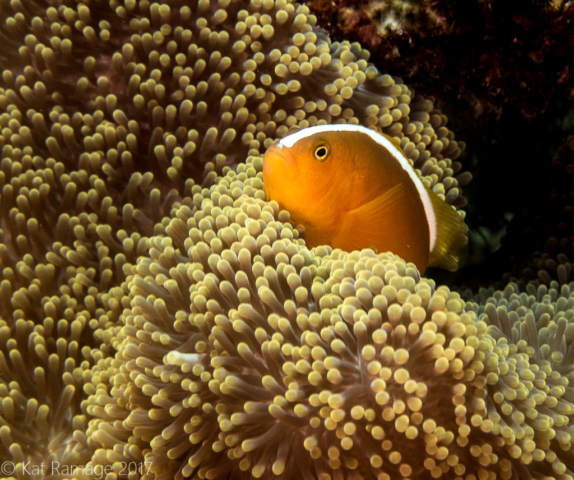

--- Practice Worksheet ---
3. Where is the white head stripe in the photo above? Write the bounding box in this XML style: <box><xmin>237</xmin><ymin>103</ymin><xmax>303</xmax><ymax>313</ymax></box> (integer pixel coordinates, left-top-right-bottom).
<box><xmin>279</xmin><ymin>125</ymin><xmax>437</xmax><ymax>250</ymax></box>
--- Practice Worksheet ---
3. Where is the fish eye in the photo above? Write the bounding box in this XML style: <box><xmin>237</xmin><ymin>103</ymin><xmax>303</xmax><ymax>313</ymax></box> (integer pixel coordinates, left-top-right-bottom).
<box><xmin>314</xmin><ymin>144</ymin><xmax>330</xmax><ymax>162</ymax></box>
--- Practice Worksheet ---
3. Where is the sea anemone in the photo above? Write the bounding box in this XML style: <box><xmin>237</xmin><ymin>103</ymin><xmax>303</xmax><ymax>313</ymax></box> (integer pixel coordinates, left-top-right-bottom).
<box><xmin>84</xmin><ymin>155</ymin><xmax>574</xmax><ymax>479</ymax></box>
<box><xmin>0</xmin><ymin>312</ymin><xmax>97</xmax><ymax>477</ymax></box>
<box><xmin>0</xmin><ymin>0</ymin><xmax>468</xmax><ymax>197</ymax></box>
<box><xmin>0</xmin><ymin>0</ymin><xmax>470</xmax><ymax>397</ymax></box>
<box><xmin>0</xmin><ymin>0</ymin><xmax>469</xmax><ymax>470</ymax></box>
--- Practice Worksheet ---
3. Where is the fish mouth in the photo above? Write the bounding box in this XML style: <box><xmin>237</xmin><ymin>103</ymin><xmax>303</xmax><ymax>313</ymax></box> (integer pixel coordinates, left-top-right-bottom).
<box><xmin>264</xmin><ymin>143</ymin><xmax>299</xmax><ymax>174</ymax></box>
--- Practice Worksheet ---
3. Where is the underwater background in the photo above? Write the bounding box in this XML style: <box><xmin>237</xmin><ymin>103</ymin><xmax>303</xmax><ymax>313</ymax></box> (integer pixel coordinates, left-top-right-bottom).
<box><xmin>0</xmin><ymin>0</ymin><xmax>573</xmax><ymax>479</ymax></box>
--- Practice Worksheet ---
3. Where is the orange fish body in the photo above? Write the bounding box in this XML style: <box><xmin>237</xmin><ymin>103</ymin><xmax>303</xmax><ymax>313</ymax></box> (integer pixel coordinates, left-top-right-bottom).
<box><xmin>262</xmin><ymin>125</ymin><xmax>468</xmax><ymax>273</ymax></box>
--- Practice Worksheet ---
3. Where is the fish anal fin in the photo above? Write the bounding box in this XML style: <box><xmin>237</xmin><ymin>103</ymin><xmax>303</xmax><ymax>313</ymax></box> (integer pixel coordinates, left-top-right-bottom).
<box><xmin>427</xmin><ymin>187</ymin><xmax>469</xmax><ymax>271</ymax></box>
<box><xmin>335</xmin><ymin>183</ymin><xmax>406</xmax><ymax>250</ymax></box>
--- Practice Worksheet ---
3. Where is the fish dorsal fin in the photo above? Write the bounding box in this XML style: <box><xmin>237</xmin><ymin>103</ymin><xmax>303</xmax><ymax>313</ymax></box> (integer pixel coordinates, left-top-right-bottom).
<box><xmin>426</xmin><ymin>186</ymin><xmax>468</xmax><ymax>271</ymax></box>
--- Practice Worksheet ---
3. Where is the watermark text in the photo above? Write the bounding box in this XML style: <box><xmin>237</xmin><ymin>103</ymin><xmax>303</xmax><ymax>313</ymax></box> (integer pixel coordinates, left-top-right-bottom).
<box><xmin>1</xmin><ymin>460</ymin><xmax>152</xmax><ymax>478</ymax></box>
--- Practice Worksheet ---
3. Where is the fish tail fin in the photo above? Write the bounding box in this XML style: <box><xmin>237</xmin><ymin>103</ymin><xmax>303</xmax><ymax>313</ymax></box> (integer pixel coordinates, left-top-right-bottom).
<box><xmin>426</xmin><ymin>186</ymin><xmax>468</xmax><ymax>271</ymax></box>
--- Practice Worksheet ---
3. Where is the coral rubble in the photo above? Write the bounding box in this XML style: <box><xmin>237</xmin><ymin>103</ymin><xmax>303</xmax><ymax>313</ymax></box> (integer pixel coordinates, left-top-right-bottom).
<box><xmin>307</xmin><ymin>0</ymin><xmax>574</xmax><ymax>117</ymax></box>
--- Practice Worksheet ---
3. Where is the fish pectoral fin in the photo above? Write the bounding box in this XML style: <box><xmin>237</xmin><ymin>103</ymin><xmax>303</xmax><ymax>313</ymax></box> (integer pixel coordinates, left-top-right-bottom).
<box><xmin>335</xmin><ymin>183</ymin><xmax>407</xmax><ymax>250</ymax></box>
<box><xmin>427</xmin><ymin>186</ymin><xmax>469</xmax><ymax>271</ymax></box>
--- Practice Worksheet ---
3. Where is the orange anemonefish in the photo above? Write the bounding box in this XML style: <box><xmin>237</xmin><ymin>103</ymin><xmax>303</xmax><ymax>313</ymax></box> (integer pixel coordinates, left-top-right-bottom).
<box><xmin>262</xmin><ymin>124</ymin><xmax>468</xmax><ymax>273</ymax></box>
